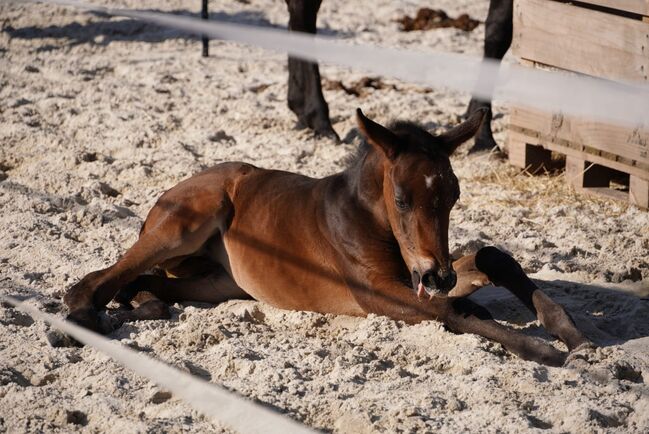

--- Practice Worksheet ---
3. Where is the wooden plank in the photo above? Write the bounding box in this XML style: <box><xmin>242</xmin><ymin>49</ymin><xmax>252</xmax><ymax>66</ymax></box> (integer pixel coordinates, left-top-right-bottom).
<box><xmin>567</xmin><ymin>155</ymin><xmax>634</xmax><ymax>204</ymax></box>
<box><xmin>513</xmin><ymin>0</ymin><xmax>649</xmax><ymax>82</ymax></box>
<box><xmin>508</xmin><ymin>130</ymin><xmax>648</xmax><ymax>207</ymax></box>
<box><xmin>507</xmin><ymin>136</ymin><xmax>553</xmax><ymax>172</ymax></box>
<box><xmin>630</xmin><ymin>175</ymin><xmax>649</xmax><ymax>207</ymax></box>
<box><xmin>508</xmin><ymin>137</ymin><xmax>527</xmax><ymax>169</ymax></box>
<box><xmin>510</xmin><ymin>106</ymin><xmax>649</xmax><ymax>174</ymax></box>
<box><xmin>575</xmin><ymin>0</ymin><xmax>649</xmax><ymax>16</ymax></box>
<box><xmin>508</xmin><ymin>129</ymin><xmax>649</xmax><ymax>180</ymax></box>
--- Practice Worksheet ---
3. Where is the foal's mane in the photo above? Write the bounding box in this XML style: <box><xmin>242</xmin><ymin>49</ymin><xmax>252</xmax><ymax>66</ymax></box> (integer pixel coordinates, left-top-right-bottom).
<box><xmin>345</xmin><ymin>121</ymin><xmax>447</xmax><ymax>172</ymax></box>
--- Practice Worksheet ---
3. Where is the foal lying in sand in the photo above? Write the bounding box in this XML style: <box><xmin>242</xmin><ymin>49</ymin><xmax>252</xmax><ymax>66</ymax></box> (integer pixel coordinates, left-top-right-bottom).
<box><xmin>63</xmin><ymin>108</ymin><xmax>591</xmax><ymax>366</ymax></box>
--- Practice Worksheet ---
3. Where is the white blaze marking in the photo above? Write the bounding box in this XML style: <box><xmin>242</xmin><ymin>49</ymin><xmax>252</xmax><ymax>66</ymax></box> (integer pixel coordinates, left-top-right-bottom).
<box><xmin>424</xmin><ymin>175</ymin><xmax>435</xmax><ymax>189</ymax></box>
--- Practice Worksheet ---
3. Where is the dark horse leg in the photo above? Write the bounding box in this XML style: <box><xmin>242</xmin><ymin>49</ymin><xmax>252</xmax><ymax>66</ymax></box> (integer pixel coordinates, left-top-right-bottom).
<box><xmin>464</xmin><ymin>0</ymin><xmax>513</xmax><ymax>153</ymax></box>
<box><xmin>472</xmin><ymin>247</ymin><xmax>591</xmax><ymax>351</ymax></box>
<box><xmin>450</xmin><ymin>247</ymin><xmax>592</xmax><ymax>354</ymax></box>
<box><xmin>285</xmin><ymin>0</ymin><xmax>339</xmax><ymax>141</ymax></box>
<box><xmin>201</xmin><ymin>0</ymin><xmax>209</xmax><ymax>57</ymax></box>
<box><xmin>446</xmin><ymin>298</ymin><xmax>567</xmax><ymax>366</ymax></box>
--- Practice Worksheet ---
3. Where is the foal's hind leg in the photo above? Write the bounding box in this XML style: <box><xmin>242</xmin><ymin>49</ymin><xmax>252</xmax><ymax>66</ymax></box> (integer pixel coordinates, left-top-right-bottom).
<box><xmin>105</xmin><ymin>291</ymin><xmax>172</xmax><ymax>331</ymax></box>
<box><xmin>63</xmin><ymin>188</ymin><xmax>233</xmax><ymax>333</ymax></box>
<box><xmin>63</xmin><ymin>231</ymin><xmax>190</xmax><ymax>333</ymax></box>
<box><xmin>473</xmin><ymin>246</ymin><xmax>591</xmax><ymax>351</ymax></box>
<box><xmin>108</xmin><ymin>266</ymin><xmax>249</xmax><ymax>330</ymax></box>
<box><xmin>117</xmin><ymin>264</ymin><xmax>249</xmax><ymax>306</ymax></box>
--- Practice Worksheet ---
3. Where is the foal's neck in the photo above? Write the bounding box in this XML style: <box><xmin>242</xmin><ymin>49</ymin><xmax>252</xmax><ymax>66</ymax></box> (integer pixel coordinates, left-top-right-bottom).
<box><xmin>342</xmin><ymin>147</ymin><xmax>390</xmax><ymax>229</ymax></box>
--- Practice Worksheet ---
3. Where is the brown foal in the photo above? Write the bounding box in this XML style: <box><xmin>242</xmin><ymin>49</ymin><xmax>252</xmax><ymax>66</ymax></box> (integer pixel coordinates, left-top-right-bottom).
<box><xmin>63</xmin><ymin>108</ymin><xmax>591</xmax><ymax>366</ymax></box>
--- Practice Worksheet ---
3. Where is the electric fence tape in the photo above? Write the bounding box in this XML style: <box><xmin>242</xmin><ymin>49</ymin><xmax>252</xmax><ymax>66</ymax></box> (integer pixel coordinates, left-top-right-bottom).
<box><xmin>13</xmin><ymin>0</ymin><xmax>649</xmax><ymax>130</ymax></box>
<box><xmin>2</xmin><ymin>296</ymin><xmax>317</xmax><ymax>434</ymax></box>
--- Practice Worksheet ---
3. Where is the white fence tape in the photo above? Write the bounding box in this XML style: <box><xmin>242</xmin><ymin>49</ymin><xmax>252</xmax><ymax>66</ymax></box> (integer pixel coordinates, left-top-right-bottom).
<box><xmin>2</xmin><ymin>296</ymin><xmax>316</xmax><ymax>434</ymax></box>
<box><xmin>11</xmin><ymin>0</ymin><xmax>649</xmax><ymax>130</ymax></box>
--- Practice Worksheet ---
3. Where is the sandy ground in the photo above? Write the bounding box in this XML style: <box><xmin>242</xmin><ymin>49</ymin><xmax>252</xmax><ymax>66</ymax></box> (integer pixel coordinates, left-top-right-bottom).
<box><xmin>1</xmin><ymin>0</ymin><xmax>648</xmax><ymax>432</ymax></box>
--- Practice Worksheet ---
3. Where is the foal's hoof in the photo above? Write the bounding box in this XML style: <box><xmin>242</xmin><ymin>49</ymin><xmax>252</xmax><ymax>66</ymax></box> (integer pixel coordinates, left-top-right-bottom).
<box><xmin>564</xmin><ymin>342</ymin><xmax>597</xmax><ymax>368</ymax></box>
<box><xmin>66</xmin><ymin>307</ymin><xmax>102</xmax><ymax>333</ymax></box>
<box><xmin>46</xmin><ymin>329</ymin><xmax>82</xmax><ymax>348</ymax></box>
<box><xmin>49</xmin><ymin>308</ymin><xmax>119</xmax><ymax>347</ymax></box>
<box><xmin>535</xmin><ymin>345</ymin><xmax>567</xmax><ymax>368</ymax></box>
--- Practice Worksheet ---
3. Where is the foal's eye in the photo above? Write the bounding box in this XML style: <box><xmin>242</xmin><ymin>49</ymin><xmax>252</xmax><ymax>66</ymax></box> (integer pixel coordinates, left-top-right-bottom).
<box><xmin>395</xmin><ymin>197</ymin><xmax>409</xmax><ymax>211</ymax></box>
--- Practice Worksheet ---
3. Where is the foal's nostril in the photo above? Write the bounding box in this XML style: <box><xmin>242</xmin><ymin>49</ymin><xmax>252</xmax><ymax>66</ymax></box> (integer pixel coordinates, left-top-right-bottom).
<box><xmin>436</xmin><ymin>269</ymin><xmax>457</xmax><ymax>291</ymax></box>
<box><xmin>421</xmin><ymin>272</ymin><xmax>436</xmax><ymax>289</ymax></box>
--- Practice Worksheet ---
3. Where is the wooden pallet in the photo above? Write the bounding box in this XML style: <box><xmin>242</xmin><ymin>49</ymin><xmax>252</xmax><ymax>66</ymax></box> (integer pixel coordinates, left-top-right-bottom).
<box><xmin>508</xmin><ymin>0</ymin><xmax>649</xmax><ymax>208</ymax></box>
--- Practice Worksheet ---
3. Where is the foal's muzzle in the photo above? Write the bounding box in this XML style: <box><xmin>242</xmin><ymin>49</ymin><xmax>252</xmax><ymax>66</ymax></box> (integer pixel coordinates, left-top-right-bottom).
<box><xmin>412</xmin><ymin>267</ymin><xmax>457</xmax><ymax>299</ymax></box>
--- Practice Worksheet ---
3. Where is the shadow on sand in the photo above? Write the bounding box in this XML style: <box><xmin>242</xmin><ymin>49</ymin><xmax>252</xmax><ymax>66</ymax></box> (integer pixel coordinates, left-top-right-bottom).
<box><xmin>3</xmin><ymin>8</ymin><xmax>350</xmax><ymax>51</ymax></box>
<box><xmin>470</xmin><ymin>278</ymin><xmax>649</xmax><ymax>347</ymax></box>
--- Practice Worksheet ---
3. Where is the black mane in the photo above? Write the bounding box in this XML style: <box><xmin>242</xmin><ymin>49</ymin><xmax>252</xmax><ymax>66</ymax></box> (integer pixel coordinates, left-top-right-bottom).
<box><xmin>345</xmin><ymin>121</ymin><xmax>446</xmax><ymax>171</ymax></box>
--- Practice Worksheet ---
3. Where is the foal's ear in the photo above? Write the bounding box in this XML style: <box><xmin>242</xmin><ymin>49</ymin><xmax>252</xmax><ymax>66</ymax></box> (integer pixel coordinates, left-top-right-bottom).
<box><xmin>438</xmin><ymin>108</ymin><xmax>488</xmax><ymax>155</ymax></box>
<box><xmin>356</xmin><ymin>108</ymin><xmax>400</xmax><ymax>160</ymax></box>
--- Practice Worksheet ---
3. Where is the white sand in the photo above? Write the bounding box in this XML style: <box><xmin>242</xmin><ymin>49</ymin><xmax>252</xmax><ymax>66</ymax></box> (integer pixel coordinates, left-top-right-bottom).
<box><xmin>1</xmin><ymin>0</ymin><xmax>648</xmax><ymax>432</ymax></box>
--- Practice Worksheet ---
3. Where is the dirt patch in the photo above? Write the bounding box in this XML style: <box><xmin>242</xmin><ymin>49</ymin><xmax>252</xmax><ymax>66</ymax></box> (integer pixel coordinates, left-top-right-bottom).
<box><xmin>397</xmin><ymin>8</ymin><xmax>480</xmax><ymax>32</ymax></box>
<box><xmin>323</xmin><ymin>76</ymin><xmax>397</xmax><ymax>98</ymax></box>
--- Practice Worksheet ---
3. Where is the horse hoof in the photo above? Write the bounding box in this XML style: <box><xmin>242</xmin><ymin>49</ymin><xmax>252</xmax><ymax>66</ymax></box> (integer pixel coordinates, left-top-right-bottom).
<box><xmin>564</xmin><ymin>342</ymin><xmax>597</xmax><ymax>368</ymax></box>
<box><xmin>98</xmin><ymin>310</ymin><xmax>123</xmax><ymax>334</ymax></box>
<box><xmin>314</xmin><ymin>124</ymin><xmax>341</xmax><ymax>143</ymax></box>
<box><xmin>468</xmin><ymin>132</ymin><xmax>499</xmax><ymax>154</ymax></box>
<box><xmin>66</xmin><ymin>307</ymin><xmax>101</xmax><ymax>333</ymax></box>
<box><xmin>545</xmin><ymin>352</ymin><xmax>568</xmax><ymax>368</ymax></box>
<box><xmin>45</xmin><ymin>329</ymin><xmax>83</xmax><ymax>348</ymax></box>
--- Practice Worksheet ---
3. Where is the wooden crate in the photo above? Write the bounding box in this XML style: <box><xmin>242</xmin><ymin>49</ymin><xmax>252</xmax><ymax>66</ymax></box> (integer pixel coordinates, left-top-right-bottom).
<box><xmin>508</xmin><ymin>0</ymin><xmax>649</xmax><ymax>208</ymax></box>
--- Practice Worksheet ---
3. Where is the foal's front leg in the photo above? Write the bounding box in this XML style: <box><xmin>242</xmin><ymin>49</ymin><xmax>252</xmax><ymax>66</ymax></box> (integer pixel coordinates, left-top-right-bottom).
<box><xmin>444</xmin><ymin>297</ymin><xmax>566</xmax><ymax>366</ymax></box>
<box><xmin>472</xmin><ymin>247</ymin><xmax>592</xmax><ymax>352</ymax></box>
<box><xmin>362</xmin><ymin>281</ymin><xmax>567</xmax><ymax>366</ymax></box>
<box><xmin>448</xmin><ymin>253</ymin><xmax>492</xmax><ymax>298</ymax></box>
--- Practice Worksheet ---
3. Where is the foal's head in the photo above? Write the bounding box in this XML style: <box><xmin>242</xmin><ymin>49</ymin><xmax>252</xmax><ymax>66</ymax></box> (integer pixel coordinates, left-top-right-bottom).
<box><xmin>356</xmin><ymin>108</ymin><xmax>486</xmax><ymax>297</ymax></box>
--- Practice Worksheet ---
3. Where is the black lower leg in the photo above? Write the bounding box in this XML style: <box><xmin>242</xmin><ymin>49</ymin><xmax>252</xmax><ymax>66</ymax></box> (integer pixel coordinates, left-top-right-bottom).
<box><xmin>116</xmin><ymin>269</ymin><xmax>249</xmax><ymax>305</ymax></box>
<box><xmin>451</xmin><ymin>297</ymin><xmax>493</xmax><ymax>321</ymax></box>
<box><xmin>465</xmin><ymin>0</ymin><xmax>513</xmax><ymax>152</ymax></box>
<box><xmin>285</xmin><ymin>0</ymin><xmax>338</xmax><ymax>140</ymax></box>
<box><xmin>201</xmin><ymin>0</ymin><xmax>209</xmax><ymax>57</ymax></box>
